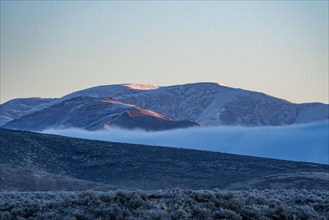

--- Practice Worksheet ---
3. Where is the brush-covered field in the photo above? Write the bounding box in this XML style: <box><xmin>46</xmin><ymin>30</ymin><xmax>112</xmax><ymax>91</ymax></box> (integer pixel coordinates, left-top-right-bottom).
<box><xmin>1</xmin><ymin>189</ymin><xmax>328</xmax><ymax>220</ymax></box>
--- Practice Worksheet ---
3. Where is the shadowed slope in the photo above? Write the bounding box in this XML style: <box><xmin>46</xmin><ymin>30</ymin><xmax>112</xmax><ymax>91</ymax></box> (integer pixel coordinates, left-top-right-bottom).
<box><xmin>0</xmin><ymin>129</ymin><xmax>328</xmax><ymax>191</ymax></box>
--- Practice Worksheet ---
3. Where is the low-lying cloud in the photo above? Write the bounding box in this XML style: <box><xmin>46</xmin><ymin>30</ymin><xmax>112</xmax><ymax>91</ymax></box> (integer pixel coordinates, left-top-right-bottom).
<box><xmin>43</xmin><ymin>122</ymin><xmax>329</xmax><ymax>164</ymax></box>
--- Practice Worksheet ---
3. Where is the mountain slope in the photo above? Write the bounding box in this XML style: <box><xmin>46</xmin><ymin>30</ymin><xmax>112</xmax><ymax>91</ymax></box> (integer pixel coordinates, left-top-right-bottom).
<box><xmin>1</xmin><ymin>82</ymin><xmax>328</xmax><ymax>128</ymax></box>
<box><xmin>1</xmin><ymin>128</ymin><xmax>328</xmax><ymax>191</ymax></box>
<box><xmin>2</xmin><ymin>96</ymin><xmax>198</xmax><ymax>131</ymax></box>
<box><xmin>57</xmin><ymin>82</ymin><xmax>329</xmax><ymax>126</ymax></box>
<box><xmin>0</xmin><ymin>98</ymin><xmax>56</xmax><ymax>126</ymax></box>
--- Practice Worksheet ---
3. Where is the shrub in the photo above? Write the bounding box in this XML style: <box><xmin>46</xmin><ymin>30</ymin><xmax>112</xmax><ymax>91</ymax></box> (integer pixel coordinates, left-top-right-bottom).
<box><xmin>0</xmin><ymin>189</ymin><xmax>328</xmax><ymax>219</ymax></box>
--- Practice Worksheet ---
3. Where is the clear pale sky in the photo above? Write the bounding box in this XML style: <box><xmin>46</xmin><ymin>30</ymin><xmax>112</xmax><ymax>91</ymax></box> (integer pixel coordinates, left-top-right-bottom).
<box><xmin>1</xmin><ymin>1</ymin><xmax>328</xmax><ymax>104</ymax></box>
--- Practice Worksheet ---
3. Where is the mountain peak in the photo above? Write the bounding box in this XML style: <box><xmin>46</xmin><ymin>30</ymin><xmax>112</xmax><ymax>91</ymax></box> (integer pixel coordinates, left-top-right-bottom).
<box><xmin>123</xmin><ymin>84</ymin><xmax>159</xmax><ymax>90</ymax></box>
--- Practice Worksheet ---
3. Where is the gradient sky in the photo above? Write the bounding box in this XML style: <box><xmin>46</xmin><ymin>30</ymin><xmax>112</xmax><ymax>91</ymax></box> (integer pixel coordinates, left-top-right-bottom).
<box><xmin>1</xmin><ymin>1</ymin><xmax>328</xmax><ymax>104</ymax></box>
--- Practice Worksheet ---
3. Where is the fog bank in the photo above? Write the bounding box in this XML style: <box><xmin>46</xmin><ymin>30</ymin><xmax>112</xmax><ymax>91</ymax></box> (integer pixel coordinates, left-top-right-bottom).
<box><xmin>43</xmin><ymin>122</ymin><xmax>329</xmax><ymax>164</ymax></box>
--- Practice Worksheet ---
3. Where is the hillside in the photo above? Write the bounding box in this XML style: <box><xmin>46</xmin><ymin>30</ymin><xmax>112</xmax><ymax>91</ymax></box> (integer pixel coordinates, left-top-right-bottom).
<box><xmin>0</xmin><ymin>98</ymin><xmax>56</xmax><ymax>126</ymax></box>
<box><xmin>2</xmin><ymin>96</ymin><xmax>197</xmax><ymax>131</ymax></box>
<box><xmin>49</xmin><ymin>82</ymin><xmax>329</xmax><ymax>126</ymax></box>
<box><xmin>0</xmin><ymin>128</ymin><xmax>328</xmax><ymax>191</ymax></box>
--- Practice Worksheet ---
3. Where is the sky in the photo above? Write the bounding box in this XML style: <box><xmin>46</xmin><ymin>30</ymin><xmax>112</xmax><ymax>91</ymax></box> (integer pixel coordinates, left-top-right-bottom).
<box><xmin>1</xmin><ymin>1</ymin><xmax>328</xmax><ymax>104</ymax></box>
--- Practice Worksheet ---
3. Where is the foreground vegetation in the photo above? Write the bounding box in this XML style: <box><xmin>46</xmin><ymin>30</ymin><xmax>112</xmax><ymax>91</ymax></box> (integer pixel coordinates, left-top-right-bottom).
<box><xmin>1</xmin><ymin>189</ymin><xmax>328</xmax><ymax>219</ymax></box>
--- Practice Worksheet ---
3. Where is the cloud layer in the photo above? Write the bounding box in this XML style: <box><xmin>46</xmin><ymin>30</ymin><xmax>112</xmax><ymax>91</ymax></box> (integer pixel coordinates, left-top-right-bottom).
<box><xmin>43</xmin><ymin>122</ymin><xmax>329</xmax><ymax>164</ymax></box>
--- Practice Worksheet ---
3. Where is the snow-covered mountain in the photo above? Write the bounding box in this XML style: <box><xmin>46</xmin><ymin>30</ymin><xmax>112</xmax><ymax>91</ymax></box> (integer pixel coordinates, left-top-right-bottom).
<box><xmin>59</xmin><ymin>82</ymin><xmax>329</xmax><ymax>126</ymax></box>
<box><xmin>0</xmin><ymin>98</ymin><xmax>57</xmax><ymax>126</ymax></box>
<box><xmin>2</xmin><ymin>96</ymin><xmax>198</xmax><ymax>131</ymax></box>
<box><xmin>1</xmin><ymin>82</ymin><xmax>328</xmax><ymax>130</ymax></box>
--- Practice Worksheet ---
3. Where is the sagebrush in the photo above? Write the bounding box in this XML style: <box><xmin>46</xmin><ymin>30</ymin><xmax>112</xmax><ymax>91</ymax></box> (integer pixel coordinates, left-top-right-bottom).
<box><xmin>0</xmin><ymin>189</ymin><xmax>328</xmax><ymax>219</ymax></box>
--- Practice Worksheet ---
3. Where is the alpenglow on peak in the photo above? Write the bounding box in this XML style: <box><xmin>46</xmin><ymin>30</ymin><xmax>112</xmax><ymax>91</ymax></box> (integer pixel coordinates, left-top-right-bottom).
<box><xmin>123</xmin><ymin>84</ymin><xmax>159</xmax><ymax>90</ymax></box>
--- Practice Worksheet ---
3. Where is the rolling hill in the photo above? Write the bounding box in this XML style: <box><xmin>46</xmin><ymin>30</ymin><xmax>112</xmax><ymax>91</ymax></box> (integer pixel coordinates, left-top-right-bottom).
<box><xmin>1</xmin><ymin>128</ymin><xmax>328</xmax><ymax>191</ymax></box>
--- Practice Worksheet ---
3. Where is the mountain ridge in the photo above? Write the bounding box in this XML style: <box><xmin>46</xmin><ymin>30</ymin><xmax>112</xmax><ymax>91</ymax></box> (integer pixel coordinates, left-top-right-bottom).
<box><xmin>1</xmin><ymin>82</ymin><xmax>328</xmax><ymax>130</ymax></box>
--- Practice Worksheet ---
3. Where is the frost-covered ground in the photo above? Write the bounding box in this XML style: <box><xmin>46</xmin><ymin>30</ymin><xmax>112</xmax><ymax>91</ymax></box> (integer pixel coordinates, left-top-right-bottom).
<box><xmin>0</xmin><ymin>189</ymin><xmax>328</xmax><ymax>219</ymax></box>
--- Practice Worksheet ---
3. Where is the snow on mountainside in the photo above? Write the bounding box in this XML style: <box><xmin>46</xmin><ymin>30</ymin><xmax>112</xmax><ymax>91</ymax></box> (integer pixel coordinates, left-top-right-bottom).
<box><xmin>2</xmin><ymin>96</ymin><xmax>198</xmax><ymax>131</ymax></box>
<box><xmin>1</xmin><ymin>82</ymin><xmax>328</xmax><ymax>129</ymax></box>
<box><xmin>62</xmin><ymin>83</ymin><xmax>159</xmax><ymax>101</ymax></box>
<box><xmin>61</xmin><ymin>82</ymin><xmax>327</xmax><ymax>126</ymax></box>
<box><xmin>296</xmin><ymin>103</ymin><xmax>329</xmax><ymax>123</ymax></box>
<box><xmin>0</xmin><ymin>98</ymin><xmax>57</xmax><ymax>126</ymax></box>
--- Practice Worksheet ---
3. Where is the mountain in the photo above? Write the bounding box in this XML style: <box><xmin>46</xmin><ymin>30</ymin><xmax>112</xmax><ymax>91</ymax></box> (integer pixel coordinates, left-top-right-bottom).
<box><xmin>114</xmin><ymin>83</ymin><xmax>328</xmax><ymax>126</ymax></box>
<box><xmin>1</xmin><ymin>83</ymin><xmax>328</xmax><ymax>130</ymax></box>
<box><xmin>60</xmin><ymin>82</ymin><xmax>329</xmax><ymax>126</ymax></box>
<box><xmin>2</xmin><ymin>96</ymin><xmax>198</xmax><ymax>131</ymax></box>
<box><xmin>0</xmin><ymin>97</ymin><xmax>56</xmax><ymax>126</ymax></box>
<box><xmin>1</xmin><ymin>128</ymin><xmax>328</xmax><ymax>191</ymax></box>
